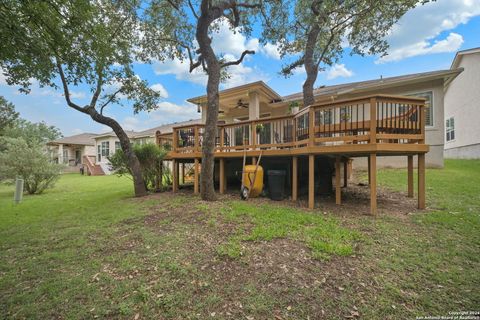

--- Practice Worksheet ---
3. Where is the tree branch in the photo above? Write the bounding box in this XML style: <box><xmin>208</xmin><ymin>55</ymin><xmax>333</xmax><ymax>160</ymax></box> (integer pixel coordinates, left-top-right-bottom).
<box><xmin>89</xmin><ymin>65</ymin><xmax>104</xmax><ymax>109</ymax></box>
<box><xmin>280</xmin><ymin>56</ymin><xmax>305</xmax><ymax>76</ymax></box>
<box><xmin>315</xmin><ymin>30</ymin><xmax>336</xmax><ymax>68</ymax></box>
<box><xmin>188</xmin><ymin>0</ymin><xmax>199</xmax><ymax>19</ymax></box>
<box><xmin>183</xmin><ymin>45</ymin><xmax>204</xmax><ymax>72</ymax></box>
<box><xmin>221</xmin><ymin>49</ymin><xmax>255</xmax><ymax>68</ymax></box>
<box><xmin>55</xmin><ymin>58</ymin><xmax>85</xmax><ymax>113</ymax></box>
<box><xmin>166</xmin><ymin>0</ymin><xmax>180</xmax><ymax>11</ymax></box>
<box><xmin>235</xmin><ymin>2</ymin><xmax>262</xmax><ymax>9</ymax></box>
<box><xmin>99</xmin><ymin>89</ymin><xmax>122</xmax><ymax>115</ymax></box>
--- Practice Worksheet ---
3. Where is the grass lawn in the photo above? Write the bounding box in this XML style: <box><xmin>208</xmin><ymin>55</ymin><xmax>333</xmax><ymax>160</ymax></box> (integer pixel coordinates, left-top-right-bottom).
<box><xmin>0</xmin><ymin>159</ymin><xmax>479</xmax><ymax>319</ymax></box>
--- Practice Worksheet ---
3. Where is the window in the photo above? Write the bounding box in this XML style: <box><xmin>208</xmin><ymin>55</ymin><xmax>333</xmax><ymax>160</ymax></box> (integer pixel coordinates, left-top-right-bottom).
<box><xmin>408</xmin><ymin>91</ymin><xmax>433</xmax><ymax>127</ymax></box>
<box><xmin>101</xmin><ymin>141</ymin><xmax>110</xmax><ymax>157</ymax></box>
<box><xmin>62</xmin><ymin>149</ymin><xmax>68</xmax><ymax>164</ymax></box>
<box><xmin>134</xmin><ymin>138</ymin><xmax>149</xmax><ymax>145</ymax></box>
<box><xmin>97</xmin><ymin>145</ymin><xmax>101</xmax><ymax>162</ymax></box>
<box><xmin>115</xmin><ymin>141</ymin><xmax>121</xmax><ymax>152</ymax></box>
<box><xmin>446</xmin><ymin>117</ymin><xmax>455</xmax><ymax>142</ymax></box>
<box><xmin>316</xmin><ymin>109</ymin><xmax>332</xmax><ymax>125</ymax></box>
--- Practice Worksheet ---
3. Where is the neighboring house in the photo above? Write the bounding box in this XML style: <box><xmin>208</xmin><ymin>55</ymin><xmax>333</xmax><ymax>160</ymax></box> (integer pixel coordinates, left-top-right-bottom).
<box><xmin>444</xmin><ymin>47</ymin><xmax>480</xmax><ymax>159</ymax></box>
<box><xmin>93</xmin><ymin>119</ymin><xmax>201</xmax><ymax>174</ymax></box>
<box><xmin>93</xmin><ymin>130</ymin><xmax>137</xmax><ymax>174</ymax></box>
<box><xmin>47</xmin><ymin>133</ymin><xmax>98</xmax><ymax>173</ymax></box>
<box><xmin>190</xmin><ymin>68</ymin><xmax>462</xmax><ymax>168</ymax></box>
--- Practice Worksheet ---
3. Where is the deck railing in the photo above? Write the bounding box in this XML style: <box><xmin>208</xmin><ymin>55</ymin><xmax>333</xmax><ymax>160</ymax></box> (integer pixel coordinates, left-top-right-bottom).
<box><xmin>167</xmin><ymin>94</ymin><xmax>426</xmax><ymax>154</ymax></box>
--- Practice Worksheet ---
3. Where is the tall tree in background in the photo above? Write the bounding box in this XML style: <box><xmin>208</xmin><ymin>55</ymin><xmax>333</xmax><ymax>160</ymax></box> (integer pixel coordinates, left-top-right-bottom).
<box><xmin>145</xmin><ymin>0</ymin><xmax>288</xmax><ymax>200</ymax></box>
<box><xmin>276</xmin><ymin>0</ymin><xmax>427</xmax><ymax>107</ymax></box>
<box><xmin>0</xmin><ymin>96</ymin><xmax>19</xmax><ymax>134</ymax></box>
<box><xmin>0</xmin><ymin>0</ymin><xmax>163</xmax><ymax>197</ymax></box>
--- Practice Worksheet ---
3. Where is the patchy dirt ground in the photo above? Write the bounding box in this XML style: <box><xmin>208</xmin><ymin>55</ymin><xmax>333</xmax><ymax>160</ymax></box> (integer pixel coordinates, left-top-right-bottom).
<box><xmin>2</xmin><ymin>163</ymin><xmax>478</xmax><ymax>319</ymax></box>
<box><xmin>120</xmin><ymin>179</ymin><xmax>430</xmax><ymax>319</ymax></box>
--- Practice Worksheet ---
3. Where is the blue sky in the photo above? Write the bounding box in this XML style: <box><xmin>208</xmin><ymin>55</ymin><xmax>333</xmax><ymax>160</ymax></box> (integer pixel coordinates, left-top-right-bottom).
<box><xmin>1</xmin><ymin>0</ymin><xmax>479</xmax><ymax>136</ymax></box>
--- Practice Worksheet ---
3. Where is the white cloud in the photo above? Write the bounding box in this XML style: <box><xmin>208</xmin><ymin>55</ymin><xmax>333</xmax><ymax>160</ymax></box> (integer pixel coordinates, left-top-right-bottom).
<box><xmin>150</xmin><ymin>83</ymin><xmax>169</xmax><ymax>98</ymax></box>
<box><xmin>326</xmin><ymin>64</ymin><xmax>354</xmax><ymax>80</ymax></box>
<box><xmin>153</xmin><ymin>58</ymin><xmax>208</xmax><ymax>86</ymax></box>
<box><xmin>211</xmin><ymin>19</ymin><xmax>259</xmax><ymax>56</ymax></box>
<box><xmin>0</xmin><ymin>69</ymin><xmax>6</xmax><ymax>85</ymax></box>
<box><xmin>379</xmin><ymin>32</ymin><xmax>464</xmax><ymax>63</ymax></box>
<box><xmin>261</xmin><ymin>43</ymin><xmax>281</xmax><ymax>60</ymax></box>
<box><xmin>221</xmin><ymin>54</ymin><xmax>270</xmax><ymax>88</ymax></box>
<box><xmin>153</xmin><ymin>54</ymin><xmax>270</xmax><ymax>89</ymax></box>
<box><xmin>152</xmin><ymin>18</ymin><xmax>280</xmax><ymax>88</ymax></box>
<box><xmin>122</xmin><ymin>116</ymin><xmax>146</xmax><ymax>131</ymax></box>
<box><xmin>378</xmin><ymin>0</ymin><xmax>480</xmax><ymax>63</ymax></box>
<box><xmin>148</xmin><ymin>101</ymin><xmax>199</xmax><ymax>124</ymax></box>
<box><xmin>69</xmin><ymin>91</ymin><xmax>86</xmax><ymax>99</ymax></box>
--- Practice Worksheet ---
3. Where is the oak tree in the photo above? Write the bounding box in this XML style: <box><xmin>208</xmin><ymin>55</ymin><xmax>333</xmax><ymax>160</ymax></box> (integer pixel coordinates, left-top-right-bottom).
<box><xmin>277</xmin><ymin>0</ymin><xmax>426</xmax><ymax>107</ymax></box>
<box><xmin>0</xmin><ymin>0</ymin><xmax>162</xmax><ymax>197</ymax></box>
<box><xmin>145</xmin><ymin>0</ymin><xmax>288</xmax><ymax>200</ymax></box>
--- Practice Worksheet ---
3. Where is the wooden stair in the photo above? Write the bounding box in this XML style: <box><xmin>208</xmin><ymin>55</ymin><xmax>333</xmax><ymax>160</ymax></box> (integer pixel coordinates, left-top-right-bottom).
<box><xmin>83</xmin><ymin>156</ymin><xmax>105</xmax><ymax>176</ymax></box>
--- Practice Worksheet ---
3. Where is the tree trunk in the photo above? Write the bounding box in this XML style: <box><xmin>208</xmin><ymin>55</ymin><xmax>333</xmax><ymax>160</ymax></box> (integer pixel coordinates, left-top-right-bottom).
<box><xmin>302</xmin><ymin>24</ymin><xmax>333</xmax><ymax>194</ymax></box>
<box><xmin>195</xmin><ymin>4</ymin><xmax>222</xmax><ymax>201</ymax></box>
<box><xmin>302</xmin><ymin>25</ymin><xmax>321</xmax><ymax>108</ymax></box>
<box><xmin>88</xmin><ymin>109</ymin><xmax>147</xmax><ymax>197</ymax></box>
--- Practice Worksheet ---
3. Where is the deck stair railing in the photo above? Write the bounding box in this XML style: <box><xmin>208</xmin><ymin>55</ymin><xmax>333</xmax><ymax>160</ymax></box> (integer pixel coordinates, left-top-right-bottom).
<box><xmin>169</xmin><ymin>94</ymin><xmax>426</xmax><ymax>153</ymax></box>
<box><xmin>82</xmin><ymin>155</ymin><xmax>104</xmax><ymax>176</ymax></box>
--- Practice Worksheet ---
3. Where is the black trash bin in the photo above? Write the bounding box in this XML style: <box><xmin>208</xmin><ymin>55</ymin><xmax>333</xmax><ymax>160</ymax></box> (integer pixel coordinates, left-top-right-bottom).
<box><xmin>267</xmin><ymin>170</ymin><xmax>286</xmax><ymax>200</ymax></box>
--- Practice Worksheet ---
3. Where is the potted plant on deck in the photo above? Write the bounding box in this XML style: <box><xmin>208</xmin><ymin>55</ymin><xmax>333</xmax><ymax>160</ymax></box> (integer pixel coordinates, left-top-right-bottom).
<box><xmin>289</xmin><ymin>101</ymin><xmax>300</xmax><ymax>114</ymax></box>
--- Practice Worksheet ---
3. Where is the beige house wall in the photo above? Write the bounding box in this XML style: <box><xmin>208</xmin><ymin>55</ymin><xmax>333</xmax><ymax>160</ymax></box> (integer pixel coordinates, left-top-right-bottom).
<box><xmin>94</xmin><ymin>135</ymin><xmax>156</xmax><ymax>165</ymax></box>
<box><xmin>340</xmin><ymin>80</ymin><xmax>445</xmax><ymax>168</ymax></box>
<box><xmin>444</xmin><ymin>53</ymin><xmax>480</xmax><ymax>158</ymax></box>
<box><xmin>94</xmin><ymin>136</ymin><xmax>120</xmax><ymax>165</ymax></box>
<box><xmin>48</xmin><ymin>143</ymin><xmax>96</xmax><ymax>173</ymax></box>
<box><xmin>212</xmin><ymin>79</ymin><xmax>445</xmax><ymax>168</ymax></box>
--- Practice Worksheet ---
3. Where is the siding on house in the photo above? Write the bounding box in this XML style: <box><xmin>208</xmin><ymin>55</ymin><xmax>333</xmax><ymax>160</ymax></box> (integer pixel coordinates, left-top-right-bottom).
<box><xmin>346</xmin><ymin>80</ymin><xmax>446</xmax><ymax>168</ymax></box>
<box><xmin>444</xmin><ymin>49</ymin><xmax>480</xmax><ymax>159</ymax></box>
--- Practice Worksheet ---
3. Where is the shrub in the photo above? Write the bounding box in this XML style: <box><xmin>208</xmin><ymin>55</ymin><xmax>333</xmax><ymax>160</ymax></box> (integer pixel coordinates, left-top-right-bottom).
<box><xmin>108</xmin><ymin>143</ymin><xmax>168</xmax><ymax>191</ymax></box>
<box><xmin>0</xmin><ymin>137</ymin><xmax>63</xmax><ymax>194</ymax></box>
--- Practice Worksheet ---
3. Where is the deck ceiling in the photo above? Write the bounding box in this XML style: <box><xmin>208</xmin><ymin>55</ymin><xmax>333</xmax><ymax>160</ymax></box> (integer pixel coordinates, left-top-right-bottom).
<box><xmin>188</xmin><ymin>81</ymin><xmax>281</xmax><ymax>113</ymax></box>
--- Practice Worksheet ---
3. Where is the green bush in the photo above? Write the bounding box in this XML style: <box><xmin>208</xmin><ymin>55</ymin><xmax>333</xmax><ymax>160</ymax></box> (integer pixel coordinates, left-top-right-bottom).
<box><xmin>0</xmin><ymin>137</ymin><xmax>63</xmax><ymax>194</ymax></box>
<box><xmin>108</xmin><ymin>143</ymin><xmax>168</xmax><ymax>191</ymax></box>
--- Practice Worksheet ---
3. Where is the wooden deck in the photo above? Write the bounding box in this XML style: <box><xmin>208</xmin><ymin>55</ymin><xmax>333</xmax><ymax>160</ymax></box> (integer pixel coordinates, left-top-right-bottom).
<box><xmin>157</xmin><ymin>94</ymin><xmax>428</xmax><ymax>214</ymax></box>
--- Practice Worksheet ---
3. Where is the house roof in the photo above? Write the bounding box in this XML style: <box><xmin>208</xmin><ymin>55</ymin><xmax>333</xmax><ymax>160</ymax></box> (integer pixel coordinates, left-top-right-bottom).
<box><xmin>48</xmin><ymin>133</ymin><xmax>98</xmax><ymax>146</ymax></box>
<box><xmin>134</xmin><ymin>118</ymin><xmax>202</xmax><ymax>138</ymax></box>
<box><xmin>450</xmin><ymin>47</ymin><xmax>480</xmax><ymax>70</ymax></box>
<box><xmin>93</xmin><ymin>130</ymin><xmax>137</xmax><ymax>140</ymax></box>
<box><xmin>91</xmin><ymin>119</ymin><xmax>203</xmax><ymax>140</ymax></box>
<box><xmin>279</xmin><ymin>68</ymin><xmax>464</xmax><ymax>104</ymax></box>
<box><xmin>187</xmin><ymin>81</ymin><xmax>282</xmax><ymax>105</ymax></box>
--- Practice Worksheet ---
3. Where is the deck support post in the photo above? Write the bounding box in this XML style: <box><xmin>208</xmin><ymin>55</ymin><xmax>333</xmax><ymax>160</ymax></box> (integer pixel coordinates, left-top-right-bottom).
<box><xmin>172</xmin><ymin>159</ymin><xmax>178</xmax><ymax>193</ymax></box>
<box><xmin>219</xmin><ymin>158</ymin><xmax>225</xmax><ymax>194</ymax></box>
<box><xmin>369</xmin><ymin>154</ymin><xmax>377</xmax><ymax>216</ymax></box>
<box><xmin>407</xmin><ymin>155</ymin><xmax>414</xmax><ymax>198</ymax></box>
<box><xmin>292</xmin><ymin>156</ymin><xmax>298</xmax><ymax>201</ymax></box>
<box><xmin>308</xmin><ymin>154</ymin><xmax>315</xmax><ymax>209</ymax></box>
<box><xmin>194</xmin><ymin>158</ymin><xmax>200</xmax><ymax>194</ymax></box>
<box><xmin>367</xmin><ymin>156</ymin><xmax>371</xmax><ymax>185</ymax></box>
<box><xmin>335</xmin><ymin>156</ymin><xmax>341</xmax><ymax>205</ymax></box>
<box><xmin>418</xmin><ymin>153</ymin><xmax>425</xmax><ymax>209</ymax></box>
<box><xmin>343</xmin><ymin>159</ymin><xmax>348</xmax><ymax>188</ymax></box>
